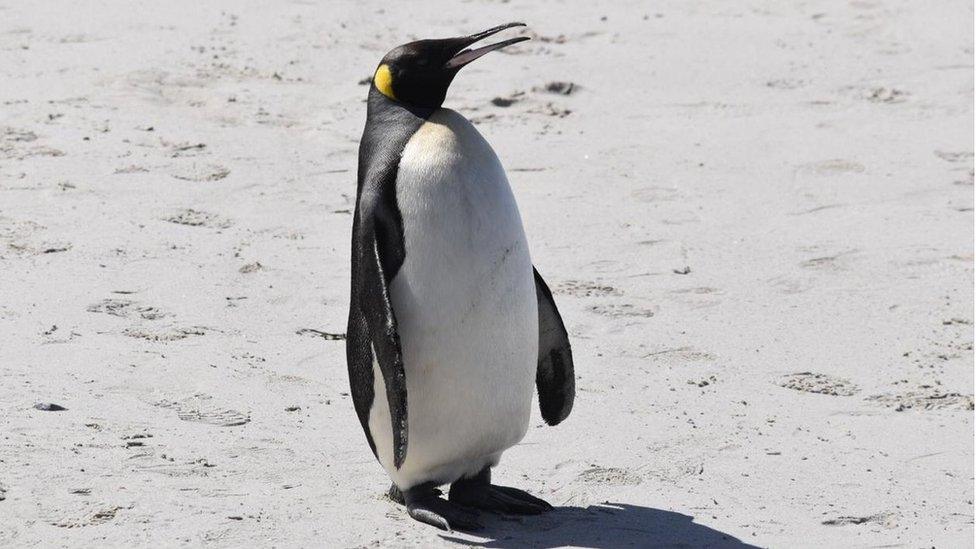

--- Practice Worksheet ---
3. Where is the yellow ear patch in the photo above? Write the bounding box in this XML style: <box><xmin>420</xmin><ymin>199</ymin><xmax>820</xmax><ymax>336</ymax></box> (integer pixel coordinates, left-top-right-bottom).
<box><xmin>374</xmin><ymin>64</ymin><xmax>395</xmax><ymax>100</ymax></box>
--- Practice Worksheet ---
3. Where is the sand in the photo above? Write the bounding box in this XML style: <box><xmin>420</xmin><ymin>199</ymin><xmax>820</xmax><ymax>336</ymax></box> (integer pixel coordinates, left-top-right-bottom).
<box><xmin>0</xmin><ymin>0</ymin><xmax>972</xmax><ymax>547</ymax></box>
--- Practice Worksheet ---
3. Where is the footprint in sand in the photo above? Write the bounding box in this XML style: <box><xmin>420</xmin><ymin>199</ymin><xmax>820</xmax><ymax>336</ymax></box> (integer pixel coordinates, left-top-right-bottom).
<box><xmin>861</xmin><ymin>87</ymin><xmax>909</xmax><ymax>104</ymax></box>
<box><xmin>0</xmin><ymin>126</ymin><xmax>65</xmax><ymax>160</ymax></box>
<box><xmin>0</xmin><ymin>215</ymin><xmax>71</xmax><ymax>257</ymax></box>
<box><xmin>114</xmin><ymin>164</ymin><xmax>150</xmax><ymax>174</ymax></box>
<box><xmin>554</xmin><ymin>279</ymin><xmax>621</xmax><ymax>297</ymax></box>
<box><xmin>778</xmin><ymin>372</ymin><xmax>859</xmax><ymax>396</ymax></box>
<box><xmin>155</xmin><ymin>394</ymin><xmax>250</xmax><ymax>427</ymax></box>
<box><xmin>587</xmin><ymin>303</ymin><xmax>656</xmax><ymax>318</ymax></box>
<box><xmin>642</xmin><ymin>346</ymin><xmax>716</xmax><ymax>363</ymax></box>
<box><xmin>170</xmin><ymin>163</ymin><xmax>230</xmax><ymax>182</ymax></box>
<box><xmin>163</xmin><ymin>209</ymin><xmax>232</xmax><ymax>229</ymax></box>
<box><xmin>578</xmin><ymin>466</ymin><xmax>643</xmax><ymax>486</ymax></box>
<box><xmin>123</xmin><ymin>325</ymin><xmax>206</xmax><ymax>342</ymax></box>
<box><xmin>822</xmin><ymin>512</ymin><xmax>898</xmax><ymax>528</ymax></box>
<box><xmin>6</xmin><ymin>240</ymin><xmax>72</xmax><ymax>257</ymax></box>
<box><xmin>866</xmin><ymin>390</ymin><xmax>974</xmax><ymax>411</ymax></box>
<box><xmin>87</xmin><ymin>298</ymin><xmax>167</xmax><ymax>320</ymax></box>
<box><xmin>647</xmin><ymin>459</ymin><xmax>705</xmax><ymax>484</ymax></box>
<box><xmin>48</xmin><ymin>505</ymin><xmax>125</xmax><ymax>528</ymax></box>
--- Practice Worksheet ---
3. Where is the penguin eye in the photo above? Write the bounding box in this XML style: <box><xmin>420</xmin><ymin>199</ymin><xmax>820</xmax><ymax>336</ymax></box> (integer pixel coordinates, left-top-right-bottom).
<box><xmin>415</xmin><ymin>57</ymin><xmax>430</xmax><ymax>68</ymax></box>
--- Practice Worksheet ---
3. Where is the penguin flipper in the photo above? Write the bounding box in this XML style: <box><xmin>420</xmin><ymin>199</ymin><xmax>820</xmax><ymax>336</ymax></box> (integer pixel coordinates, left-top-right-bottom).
<box><xmin>532</xmin><ymin>267</ymin><xmax>575</xmax><ymax>426</ymax></box>
<box><xmin>348</xmin><ymin>191</ymin><xmax>409</xmax><ymax>469</ymax></box>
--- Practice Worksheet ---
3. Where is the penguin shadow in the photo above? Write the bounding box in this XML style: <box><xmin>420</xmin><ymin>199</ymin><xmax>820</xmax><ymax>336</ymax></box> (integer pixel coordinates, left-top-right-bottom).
<box><xmin>440</xmin><ymin>502</ymin><xmax>761</xmax><ymax>548</ymax></box>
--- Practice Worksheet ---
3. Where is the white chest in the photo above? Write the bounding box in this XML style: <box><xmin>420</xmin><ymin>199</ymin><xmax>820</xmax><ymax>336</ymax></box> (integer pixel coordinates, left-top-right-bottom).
<box><xmin>368</xmin><ymin>108</ymin><xmax>538</xmax><ymax>488</ymax></box>
<box><xmin>392</xmin><ymin>108</ymin><xmax>536</xmax><ymax>346</ymax></box>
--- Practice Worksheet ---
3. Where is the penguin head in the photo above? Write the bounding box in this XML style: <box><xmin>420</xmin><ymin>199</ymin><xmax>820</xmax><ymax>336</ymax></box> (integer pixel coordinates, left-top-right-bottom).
<box><xmin>371</xmin><ymin>22</ymin><xmax>530</xmax><ymax>109</ymax></box>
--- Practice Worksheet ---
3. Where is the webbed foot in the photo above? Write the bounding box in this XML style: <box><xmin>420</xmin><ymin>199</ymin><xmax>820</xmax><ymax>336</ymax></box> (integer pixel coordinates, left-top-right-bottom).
<box><xmin>402</xmin><ymin>482</ymin><xmax>482</xmax><ymax>531</ymax></box>
<box><xmin>449</xmin><ymin>467</ymin><xmax>552</xmax><ymax>515</ymax></box>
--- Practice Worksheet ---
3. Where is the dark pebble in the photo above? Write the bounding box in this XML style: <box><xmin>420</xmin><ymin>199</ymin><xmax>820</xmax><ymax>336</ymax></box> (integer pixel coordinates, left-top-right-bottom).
<box><xmin>545</xmin><ymin>81</ymin><xmax>577</xmax><ymax>95</ymax></box>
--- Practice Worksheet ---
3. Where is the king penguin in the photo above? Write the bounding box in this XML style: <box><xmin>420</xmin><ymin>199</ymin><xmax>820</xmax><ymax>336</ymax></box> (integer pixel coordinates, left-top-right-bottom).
<box><xmin>346</xmin><ymin>22</ymin><xmax>575</xmax><ymax>531</ymax></box>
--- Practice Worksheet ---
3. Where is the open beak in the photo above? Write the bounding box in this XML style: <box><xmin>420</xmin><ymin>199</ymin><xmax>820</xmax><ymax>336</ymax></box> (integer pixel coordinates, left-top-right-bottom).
<box><xmin>444</xmin><ymin>22</ymin><xmax>531</xmax><ymax>69</ymax></box>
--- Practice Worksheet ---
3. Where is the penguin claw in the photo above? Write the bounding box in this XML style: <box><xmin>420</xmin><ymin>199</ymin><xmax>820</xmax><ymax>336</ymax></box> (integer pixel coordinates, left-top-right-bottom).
<box><xmin>494</xmin><ymin>485</ymin><xmax>554</xmax><ymax>512</ymax></box>
<box><xmin>406</xmin><ymin>498</ymin><xmax>483</xmax><ymax>531</ymax></box>
<box><xmin>401</xmin><ymin>482</ymin><xmax>482</xmax><ymax>531</ymax></box>
<box><xmin>450</xmin><ymin>483</ymin><xmax>553</xmax><ymax>515</ymax></box>
<box><xmin>389</xmin><ymin>483</ymin><xmax>441</xmax><ymax>505</ymax></box>
<box><xmin>409</xmin><ymin>508</ymin><xmax>451</xmax><ymax>531</ymax></box>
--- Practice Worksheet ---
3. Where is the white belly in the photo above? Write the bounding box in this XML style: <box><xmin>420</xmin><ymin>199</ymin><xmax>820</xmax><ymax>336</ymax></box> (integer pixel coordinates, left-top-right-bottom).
<box><xmin>368</xmin><ymin>108</ymin><xmax>538</xmax><ymax>489</ymax></box>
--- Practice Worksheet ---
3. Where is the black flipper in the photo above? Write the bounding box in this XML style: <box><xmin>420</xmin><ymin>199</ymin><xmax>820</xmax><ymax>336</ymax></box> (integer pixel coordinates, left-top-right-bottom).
<box><xmin>533</xmin><ymin>267</ymin><xmax>575</xmax><ymax>426</ymax></box>
<box><xmin>347</xmin><ymin>88</ymin><xmax>432</xmax><ymax>469</ymax></box>
<box><xmin>347</xmin><ymin>197</ymin><xmax>409</xmax><ymax>468</ymax></box>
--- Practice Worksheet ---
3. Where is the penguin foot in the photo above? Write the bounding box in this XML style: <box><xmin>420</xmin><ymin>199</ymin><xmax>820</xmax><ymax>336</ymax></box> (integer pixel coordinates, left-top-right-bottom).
<box><xmin>449</xmin><ymin>468</ymin><xmax>553</xmax><ymax>515</ymax></box>
<box><xmin>403</xmin><ymin>482</ymin><xmax>482</xmax><ymax>532</ymax></box>
<box><xmin>387</xmin><ymin>482</ymin><xmax>441</xmax><ymax>505</ymax></box>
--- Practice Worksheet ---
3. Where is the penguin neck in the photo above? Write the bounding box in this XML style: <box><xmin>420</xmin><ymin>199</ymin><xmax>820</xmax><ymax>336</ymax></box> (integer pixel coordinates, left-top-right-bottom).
<box><xmin>367</xmin><ymin>87</ymin><xmax>440</xmax><ymax>122</ymax></box>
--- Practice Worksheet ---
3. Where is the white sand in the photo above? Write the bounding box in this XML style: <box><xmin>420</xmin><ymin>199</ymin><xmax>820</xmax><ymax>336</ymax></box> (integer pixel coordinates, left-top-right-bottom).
<box><xmin>0</xmin><ymin>1</ymin><xmax>972</xmax><ymax>547</ymax></box>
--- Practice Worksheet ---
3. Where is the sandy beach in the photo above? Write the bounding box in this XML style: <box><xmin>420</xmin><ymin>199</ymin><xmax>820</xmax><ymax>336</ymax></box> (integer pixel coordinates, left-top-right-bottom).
<box><xmin>0</xmin><ymin>0</ymin><xmax>973</xmax><ymax>547</ymax></box>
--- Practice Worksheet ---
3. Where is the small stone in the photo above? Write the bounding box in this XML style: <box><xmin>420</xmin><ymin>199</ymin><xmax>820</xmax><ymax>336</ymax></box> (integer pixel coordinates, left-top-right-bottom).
<box><xmin>34</xmin><ymin>403</ymin><xmax>67</xmax><ymax>411</ymax></box>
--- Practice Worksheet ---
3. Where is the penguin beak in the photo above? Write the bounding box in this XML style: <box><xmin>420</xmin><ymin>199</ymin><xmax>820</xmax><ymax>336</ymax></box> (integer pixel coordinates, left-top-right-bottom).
<box><xmin>444</xmin><ymin>22</ymin><xmax>531</xmax><ymax>69</ymax></box>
